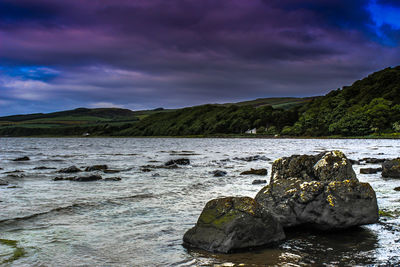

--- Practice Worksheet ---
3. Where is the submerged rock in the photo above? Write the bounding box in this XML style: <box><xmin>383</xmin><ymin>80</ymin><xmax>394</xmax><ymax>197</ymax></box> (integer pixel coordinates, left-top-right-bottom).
<box><xmin>240</xmin><ymin>168</ymin><xmax>268</xmax><ymax>176</ymax></box>
<box><xmin>58</xmin><ymin>166</ymin><xmax>82</xmax><ymax>173</ymax></box>
<box><xmin>13</xmin><ymin>156</ymin><xmax>30</xmax><ymax>161</ymax></box>
<box><xmin>360</xmin><ymin>168</ymin><xmax>382</xmax><ymax>174</ymax></box>
<box><xmin>103</xmin><ymin>169</ymin><xmax>120</xmax><ymax>174</ymax></box>
<box><xmin>183</xmin><ymin>197</ymin><xmax>285</xmax><ymax>253</ymax></box>
<box><xmin>85</xmin><ymin>165</ymin><xmax>108</xmax><ymax>172</ymax></box>
<box><xmin>212</xmin><ymin>170</ymin><xmax>227</xmax><ymax>177</ymax></box>
<box><xmin>255</xmin><ymin>151</ymin><xmax>378</xmax><ymax>230</ymax></box>
<box><xmin>252</xmin><ymin>179</ymin><xmax>267</xmax><ymax>185</ymax></box>
<box><xmin>104</xmin><ymin>177</ymin><xmax>121</xmax><ymax>181</ymax></box>
<box><xmin>0</xmin><ymin>179</ymin><xmax>9</xmax><ymax>186</ymax></box>
<box><xmin>233</xmin><ymin>155</ymin><xmax>270</xmax><ymax>162</ymax></box>
<box><xmin>53</xmin><ymin>174</ymin><xmax>102</xmax><ymax>182</ymax></box>
<box><xmin>165</xmin><ymin>158</ymin><xmax>190</xmax><ymax>166</ymax></box>
<box><xmin>361</xmin><ymin>158</ymin><xmax>387</xmax><ymax>164</ymax></box>
<box><xmin>382</xmin><ymin>159</ymin><xmax>400</xmax><ymax>178</ymax></box>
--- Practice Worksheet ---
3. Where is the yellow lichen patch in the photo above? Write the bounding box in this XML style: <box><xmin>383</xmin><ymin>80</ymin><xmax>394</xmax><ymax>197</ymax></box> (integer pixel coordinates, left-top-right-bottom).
<box><xmin>327</xmin><ymin>194</ymin><xmax>335</xmax><ymax>207</ymax></box>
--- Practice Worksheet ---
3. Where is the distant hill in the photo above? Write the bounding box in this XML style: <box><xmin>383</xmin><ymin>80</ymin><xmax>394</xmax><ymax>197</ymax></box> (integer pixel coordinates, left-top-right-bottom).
<box><xmin>1</xmin><ymin>66</ymin><xmax>400</xmax><ymax>137</ymax></box>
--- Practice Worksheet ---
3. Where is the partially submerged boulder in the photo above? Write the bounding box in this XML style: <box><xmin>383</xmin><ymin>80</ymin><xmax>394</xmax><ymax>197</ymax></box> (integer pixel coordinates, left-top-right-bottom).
<box><xmin>0</xmin><ymin>179</ymin><xmax>9</xmax><ymax>186</ymax></box>
<box><xmin>252</xmin><ymin>179</ymin><xmax>267</xmax><ymax>185</ymax></box>
<box><xmin>183</xmin><ymin>197</ymin><xmax>285</xmax><ymax>253</ymax></box>
<box><xmin>255</xmin><ymin>151</ymin><xmax>378</xmax><ymax>230</ymax></box>
<box><xmin>382</xmin><ymin>159</ymin><xmax>400</xmax><ymax>178</ymax></box>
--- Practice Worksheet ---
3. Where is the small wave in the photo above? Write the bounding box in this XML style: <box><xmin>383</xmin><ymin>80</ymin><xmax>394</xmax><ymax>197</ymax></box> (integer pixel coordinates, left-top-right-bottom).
<box><xmin>0</xmin><ymin>194</ymin><xmax>155</xmax><ymax>225</ymax></box>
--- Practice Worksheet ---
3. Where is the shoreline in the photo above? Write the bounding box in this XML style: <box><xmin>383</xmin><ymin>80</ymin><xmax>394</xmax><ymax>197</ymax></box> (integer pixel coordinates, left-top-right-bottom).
<box><xmin>1</xmin><ymin>134</ymin><xmax>400</xmax><ymax>139</ymax></box>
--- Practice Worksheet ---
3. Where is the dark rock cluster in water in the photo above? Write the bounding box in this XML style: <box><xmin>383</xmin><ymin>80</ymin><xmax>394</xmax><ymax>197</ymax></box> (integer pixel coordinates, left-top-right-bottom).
<box><xmin>183</xmin><ymin>150</ymin><xmax>379</xmax><ymax>253</ymax></box>
<box><xmin>12</xmin><ymin>156</ymin><xmax>30</xmax><ymax>161</ymax></box>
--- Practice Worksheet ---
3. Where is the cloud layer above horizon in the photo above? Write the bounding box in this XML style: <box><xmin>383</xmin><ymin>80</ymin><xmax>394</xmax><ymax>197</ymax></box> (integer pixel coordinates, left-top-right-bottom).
<box><xmin>1</xmin><ymin>0</ymin><xmax>400</xmax><ymax>115</ymax></box>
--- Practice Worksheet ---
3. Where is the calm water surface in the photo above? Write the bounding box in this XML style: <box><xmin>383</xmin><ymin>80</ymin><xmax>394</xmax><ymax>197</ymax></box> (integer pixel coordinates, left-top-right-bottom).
<box><xmin>0</xmin><ymin>138</ymin><xmax>399</xmax><ymax>266</ymax></box>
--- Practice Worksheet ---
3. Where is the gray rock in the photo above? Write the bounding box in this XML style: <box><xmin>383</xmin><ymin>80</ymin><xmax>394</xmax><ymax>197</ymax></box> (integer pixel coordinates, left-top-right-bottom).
<box><xmin>255</xmin><ymin>151</ymin><xmax>378</xmax><ymax>230</ymax></box>
<box><xmin>58</xmin><ymin>166</ymin><xmax>82</xmax><ymax>173</ymax></box>
<box><xmin>183</xmin><ymin>197</ymin><xmax>285</xmax><ymax>253</ymax></box>
<box><xmin>0</xmin><ymin>179</ymin><xmax>9</xmax><ymax>186</ymax></box>
<box><xmin>233</xmin><ymin>155</ymin><xmax>270</xmax><ymax>162</ymax></box>
<box><xmin>382</xmin><ymin>159</ymin><xmax>400</xmax><ymax>178</ymax></box>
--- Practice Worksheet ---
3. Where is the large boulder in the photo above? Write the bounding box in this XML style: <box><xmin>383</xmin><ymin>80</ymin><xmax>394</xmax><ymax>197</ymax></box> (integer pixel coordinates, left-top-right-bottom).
<box><xmin>183</xmin><ymin>197</ymin><xmax>285</xmax><ymax>253</ymax></box>
<box><xmin>255</xmin><ymin>151</ymin><xmax>378</xmax><ymax>230</ymax></box>
<box><xmin>382</xmin><ymin>159</ymin><xmax>400</xmax><ymax>178</ymax></box>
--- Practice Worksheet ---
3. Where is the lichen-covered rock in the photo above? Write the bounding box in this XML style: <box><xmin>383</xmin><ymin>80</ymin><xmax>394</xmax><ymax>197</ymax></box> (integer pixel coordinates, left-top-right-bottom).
<box><xmin>183</xmin><ymin>197</ymin><xmax>285</xmax><ymax>253</ymax></box>
<box><xmin>313</xmin><ymin>151</ymin><xmax>357</xmax><ymax>182</ymax></box>
<box><xmin>382</xmin><ymin>159</ymin><xmax>400</xmax><ymax>178</ymax></box>
<box><xmin>255</xmin><ymin>151</ymin><xmax>378</xmax><ymax>230</ymax></box>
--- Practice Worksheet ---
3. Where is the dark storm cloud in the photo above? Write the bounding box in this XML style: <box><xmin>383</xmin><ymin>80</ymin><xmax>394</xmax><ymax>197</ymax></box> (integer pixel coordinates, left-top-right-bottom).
<box><xmin>0</xmin><ymin>0</ymin><xmax>400</xmax><ymax>115</ymax></box>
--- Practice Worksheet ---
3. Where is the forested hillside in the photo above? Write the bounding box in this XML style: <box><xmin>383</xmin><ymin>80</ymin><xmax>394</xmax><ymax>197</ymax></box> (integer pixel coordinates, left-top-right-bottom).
<box><xmin>281</xmin><ymin>66</ymin><xmax>400</xmax><ymax>136</ymax></box>
<box><xmin>1</xmin><ymin>66</ymin><xmax>400</xmax><ymax>137</ymax></box>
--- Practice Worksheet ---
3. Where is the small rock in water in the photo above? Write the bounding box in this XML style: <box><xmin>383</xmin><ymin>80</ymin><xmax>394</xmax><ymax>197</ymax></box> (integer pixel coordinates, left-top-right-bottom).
<box><xmin>240</xmin><ymin>168</ymin><xmax>268</xmax><ymax>176</ymax></box>
<box><xmin>183</xmin><ymin>197</ymin><xmax>285</xmax><ymax>253</ymax></box>
<box><xmin>252</xmin><ymin>179</ymin><xmax>267</xmax><ymax>185</ymax></box>
<box><xmin>0</xmin><ymin>179</ymin><xmax>9</xmax><ymax>186</ymax></box>
<box><xmin>58</xmin><ymin>166</ymin><xmax>82</xmax><ymax>173</ymax></box>
<box><xmin>53</xmin><ymin>174</ymin><xmax>102</xmax><ymax>182</ymax></box>
<box><xmin>13</xmin><ymin>156</ymin><xmax>30</xmax><ymax>161</ymax></box>
<box><xmin>212</xmin><ymin>170</ymin><xmax>227</xmax><ymax>177</ymax></box>
<box><xmin>74</xmin><ymin>175</ymin><xmax>102</xmax><ymax>182</ymax></box>
<box><xmin>360</xmin><ymin>168</ymin><xmax>382</xmax><ymax>174</ymax></box>
<box><xmin>394</xmin><ymin>187</ymin><xmax>400</xmax><ymax>191</ymax></box>
<box><xmin>7</xmin><ymin>174</ymin><xmax>25</xmax><ymax>178</ymax></box>
<box><xmin>34</xmin><ymin>166</ymin><xmax>56</xmax><ymax>170</ymax></box>
<box><xmin>85</xmin><ymin>165</ymin><xmax>108</xmax><ymax>172</ymax></box>
<box><xmin>165</xmin><ymin>158</ymin><xmax>190</xmax><ymax>166</ymax></box>
<box><xmin>141</xmin><ymin>168</ymin><xmax>152</xmax><ymax>172</ymax></box>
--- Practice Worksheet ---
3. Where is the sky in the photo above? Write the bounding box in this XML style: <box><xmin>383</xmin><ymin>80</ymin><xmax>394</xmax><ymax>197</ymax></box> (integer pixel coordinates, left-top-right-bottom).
<box><xmin>1</xmin><ymin>0</ymin><xmax>400</xmax><ymax>116</ymax></box>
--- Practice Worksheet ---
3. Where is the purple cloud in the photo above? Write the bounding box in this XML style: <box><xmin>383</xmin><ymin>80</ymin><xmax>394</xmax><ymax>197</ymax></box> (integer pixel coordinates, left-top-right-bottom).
<box><xmin>0</xmin><ymin>0</ymin><xmax>400</xmax><ymax>115</ymax></box>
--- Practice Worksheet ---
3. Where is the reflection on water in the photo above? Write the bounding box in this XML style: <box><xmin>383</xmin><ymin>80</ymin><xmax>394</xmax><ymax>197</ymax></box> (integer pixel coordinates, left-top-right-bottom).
<box><xmin>187</xmin><ymin>227</ymin><xmax>378</xmax><ymax>266</ymax></box>
<box><xmin>0</xmin><ymin>138</ymin><xmax>399</xmax><ymax>266</ymax></box>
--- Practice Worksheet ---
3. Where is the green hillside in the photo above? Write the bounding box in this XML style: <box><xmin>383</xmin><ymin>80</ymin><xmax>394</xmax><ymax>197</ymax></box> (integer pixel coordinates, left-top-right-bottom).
<box><xmin>282</xmin><ymin>66</ymin><xmax>400</xmax><ymax>136</ymax></box>
<box><xmin>1</xmin><ymin>66</ymin><xmax>400</xmax><ymax>137</ymax></box>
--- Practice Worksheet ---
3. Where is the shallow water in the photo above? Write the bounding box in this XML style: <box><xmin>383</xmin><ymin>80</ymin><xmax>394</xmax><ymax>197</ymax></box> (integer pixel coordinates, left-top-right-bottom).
<box><xmin>0</xmin><ymin>138</ymin><xmax>399</xmax><ymax>266</ymax></box>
